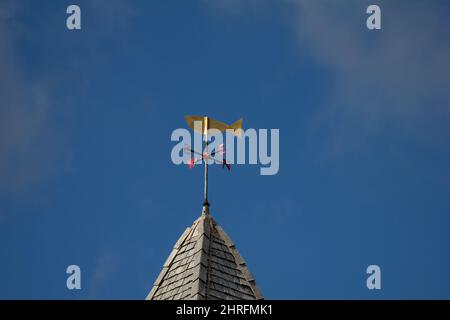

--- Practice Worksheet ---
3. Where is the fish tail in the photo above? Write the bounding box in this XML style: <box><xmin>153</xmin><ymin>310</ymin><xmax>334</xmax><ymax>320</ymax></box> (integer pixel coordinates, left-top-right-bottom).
<box><xmin>228</xmin><ymin>118</ymin><xmax>243</xmax><ymax>137</ymax></box>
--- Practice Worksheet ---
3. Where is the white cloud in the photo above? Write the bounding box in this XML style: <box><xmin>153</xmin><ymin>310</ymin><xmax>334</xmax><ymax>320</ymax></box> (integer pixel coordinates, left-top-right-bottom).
<box><xmin>293</xmin><ymin>0</ymin><xmax>450</xmax><ymax>146</ymax></box>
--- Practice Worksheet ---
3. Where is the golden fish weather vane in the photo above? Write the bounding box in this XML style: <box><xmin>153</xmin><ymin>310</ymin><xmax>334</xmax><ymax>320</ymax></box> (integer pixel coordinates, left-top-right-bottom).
<box><xmin>183</xmin><ymin>115</ymin><xmax>243</xmax><ymax>209</ymax></box>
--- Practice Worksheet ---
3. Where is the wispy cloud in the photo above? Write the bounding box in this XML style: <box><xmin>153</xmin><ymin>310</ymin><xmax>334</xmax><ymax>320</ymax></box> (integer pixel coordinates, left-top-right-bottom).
<box><xmin>89</xmin><ymin>252</ymin><xmax>117</xmax><ymax>299</ymax></box>
<box><xmin>0</xmin><ymin>1</ymin><xmax>67</xmax><ymax>194</ymax></box>
<box><xmin>293</xmin><ymin>0</ymin><xmax>450</xmax><ymax>147</ymax></box>
<box><xmin>204</xmin><ymin>0</ymin><xmax>450</xmax><ymax>152</ymax></box>
<box><xmin>0</xmin><ymin>0</ymin><xmax>138</xmax><ymax>197</ymax></box>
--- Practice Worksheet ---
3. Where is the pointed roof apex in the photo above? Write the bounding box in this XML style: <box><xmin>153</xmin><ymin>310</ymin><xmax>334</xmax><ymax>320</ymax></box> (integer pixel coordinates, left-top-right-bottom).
<box><xmin>146</xmin><ymin>208</ymin><xmax>263</xmax><ymax>300</ymax></box>
<box><xmin>202</xmin><ymin>203</ymin><xmax>210</xmax><ymax>216</ymax></box>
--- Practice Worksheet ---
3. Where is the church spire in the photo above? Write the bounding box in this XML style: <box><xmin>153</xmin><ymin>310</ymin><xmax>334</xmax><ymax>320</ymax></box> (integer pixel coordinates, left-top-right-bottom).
<box><xmin>146</xmin><ymin>210</ymin><xmax>263</xmax><ymax>300</ymax></box>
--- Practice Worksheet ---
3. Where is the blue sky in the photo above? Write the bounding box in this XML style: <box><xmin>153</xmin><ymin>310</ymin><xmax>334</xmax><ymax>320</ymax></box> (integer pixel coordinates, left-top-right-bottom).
<box><xmin>1</xmin><ymin>0</ymin><xmax>449</xmax><ymax>299</ymax></box>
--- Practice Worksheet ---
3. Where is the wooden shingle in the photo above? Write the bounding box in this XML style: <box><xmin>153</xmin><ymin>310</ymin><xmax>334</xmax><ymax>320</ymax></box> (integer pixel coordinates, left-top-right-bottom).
<box><xmin>146</xmin><ymin>206</ymin><xmax>263</xmax><ymax>300</ymax></box>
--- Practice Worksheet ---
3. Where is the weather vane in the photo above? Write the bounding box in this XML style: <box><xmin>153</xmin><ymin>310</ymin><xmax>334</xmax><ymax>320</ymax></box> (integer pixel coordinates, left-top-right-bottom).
<box><xmin>184</xmin><ymin>115</ymin><xmax>243</xmax><ymax>211</ymax></box>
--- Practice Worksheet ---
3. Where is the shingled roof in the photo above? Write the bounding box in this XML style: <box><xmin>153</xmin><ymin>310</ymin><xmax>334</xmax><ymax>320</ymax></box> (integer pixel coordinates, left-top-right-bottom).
<box><xmin>146</xmin><ymin>205</ymin><xmax>263</xmax><ymax>300</ymax></box>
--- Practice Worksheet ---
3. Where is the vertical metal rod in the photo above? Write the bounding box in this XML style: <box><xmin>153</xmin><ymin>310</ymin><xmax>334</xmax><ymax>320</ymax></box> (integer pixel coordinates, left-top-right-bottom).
<box><xmin>203</xmin><ymin>117</ymin><xmax>209</xmax><ymax>207</ymax></box>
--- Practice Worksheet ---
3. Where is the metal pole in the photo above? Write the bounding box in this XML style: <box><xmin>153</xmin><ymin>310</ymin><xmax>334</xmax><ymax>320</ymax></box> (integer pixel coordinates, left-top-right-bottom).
<box><xmin>203</xmin><ymin>117</ymin><xmax>209</xmax><ymax>207</ymax></box>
